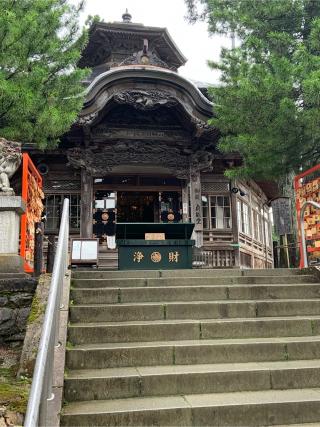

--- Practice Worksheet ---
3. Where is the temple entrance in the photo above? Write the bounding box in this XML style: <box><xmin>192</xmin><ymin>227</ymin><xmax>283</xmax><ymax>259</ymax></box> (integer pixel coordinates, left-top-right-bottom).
<box><xmin>93</xmin><ymin>182</ymin><xmax>183</xmax><ymax>249</ymax></box>
<box><xmin>117</xmin><ymin>192</ymin><xmax>159</xmax><ymax>223</ymax></box>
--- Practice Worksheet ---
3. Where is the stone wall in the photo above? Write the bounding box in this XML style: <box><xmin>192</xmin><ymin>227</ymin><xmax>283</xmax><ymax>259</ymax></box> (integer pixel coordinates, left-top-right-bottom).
<box><xmin>0</xmin><ymin>276</ymin><xmax>37</xmax><ymax>345</ymax></box>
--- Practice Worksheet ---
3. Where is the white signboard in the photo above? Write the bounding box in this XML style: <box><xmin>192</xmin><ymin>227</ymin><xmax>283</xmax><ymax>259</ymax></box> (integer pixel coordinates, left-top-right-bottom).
<box><xmin>71</xmin><ymin>239</ymin><xmax>98</xmax><ymax>265</ymax></box>
<box><xmin>183</xmin><ymin>202</ymin><xmax>188</xmax><ymax>215</ymax></box>
<box><xmin>106</xmin><ymin>199</ymin><xmax>116</xmax><ymax>209</ymax></box>
<box><xmin>72</xmin><ymin>240</ymin><xmax>81</xmax><ymax>259</ymax></box>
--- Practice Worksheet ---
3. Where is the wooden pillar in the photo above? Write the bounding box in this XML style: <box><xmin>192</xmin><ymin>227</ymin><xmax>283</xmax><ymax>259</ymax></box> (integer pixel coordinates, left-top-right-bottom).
<box><xmin>80</xmin><ymin>168</ymin><xmax>93</xmax><ymax>238</ymax></box>
<box><xmin>181</xmin><ymin>182</ymin><xmax>189</xmax><ymax>223</ymax></box>
<box><xmin>190</xmin><ymin>171</ymin><xmax>203</xmax><ymax>248</ymax></box>
<box><xmin>34</xmin><ymin>222</ymin><xmax>44</xmax><ymax>277</ymax></box>
<box><xmin>230</xmin><ymin>180</ymin><xmax>240</xmax><ymax>267</ymax></box>
<box><xmin>46</xmin><ymin>235</ymin><xmax>55</xmax><ymax>273</ymax></box>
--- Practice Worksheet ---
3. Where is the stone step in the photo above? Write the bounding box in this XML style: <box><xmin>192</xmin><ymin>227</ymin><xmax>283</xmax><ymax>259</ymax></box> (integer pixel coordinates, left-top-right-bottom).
<box><xmin>274</xmin><ymin>424</ymin><xmax>320</xmax><ymax>426</ymax></box>
<box><xmin>0</xmin><ymin>272</ymin><xmax>29</xmax><ymax>279</ymax></box>
<box><xmin>67</xmin><ymin>316</ymin><xmax>320</xmax><ymax>345</ymax></box>
<box><xmin>98</xmin><ymin>253</ymin><xmax>118</xmax><ymax>259</ymax></box>
<box><xmin>60</xmin><ymin>388</ymin><xmax>320</xmax><ymax>426</ymax></box>
<box><xmin>63</xmin><ymin>268</ymin><xmax>320</xmax><ymax>426</ymax></box>
<box><xmin>64</xmin><ymin>360</ymin><xmax>320</xmax><ymax>402</ymax></box>
<box><xmin>70</xmin><ymin>284</ymin><xmax>320</xmax><ymax>304</ymax></box>
<box><xmin>163</xmin><ymin>268</ymin><xmax>303</xmax><ymax>278</ymax></box>
<box><xmin>97</xmin><ymin>261</ymin><xmax>118</xmax><ymax>269</ymax></box>
<box><xmin>69</xmin><ymin>299</ymin><xmax>320</xmax><ymax>323</ymax></box>
<box><xmin>71</xmin><ymin>275</ymin><xmax>316</xmax><ymax>288</ymax></box>
<box><xmin>66</xmin><ymin>336</ymin><xmax>320</xmax><ymax>370</ymax></box>
<box><xmin>71</xmin><ymin>268</ymin><xmax>302</xmax><ymax>280</ymax></box>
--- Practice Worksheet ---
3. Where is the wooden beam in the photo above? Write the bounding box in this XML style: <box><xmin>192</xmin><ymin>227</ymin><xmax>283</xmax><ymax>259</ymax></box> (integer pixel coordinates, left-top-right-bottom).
<box><xmin>80</xmin><ymin>169</ymin><xmax>93</xmax><ymax>238</ymax></box>
<box><xmin>190</xmin><ymin>172</ymin><xmax>203</xmax><ymax>247</ymax></box>
<box><xmin>230</xmin><ymin>180</ymin><xmax>240</xmax><ymax>267</ymax></box>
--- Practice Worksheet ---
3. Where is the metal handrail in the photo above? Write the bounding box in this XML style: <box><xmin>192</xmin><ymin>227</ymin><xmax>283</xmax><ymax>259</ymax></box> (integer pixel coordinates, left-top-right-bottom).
<box><xmin>300</xmin><ymin>200</ymin><xmax>320</xmax><ymax>268</ymax></box>
<box><xmin>24</xmin><ymin>198</ymin><xmax>70</xmax><ymax>427</ymax></box>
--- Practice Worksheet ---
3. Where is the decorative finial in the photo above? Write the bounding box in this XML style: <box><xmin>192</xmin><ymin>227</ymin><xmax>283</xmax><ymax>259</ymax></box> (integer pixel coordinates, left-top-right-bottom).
<box><xmin>122</xmin><ymin>9</ymin><xmax>132</xmax><ymax>23</ymax></box>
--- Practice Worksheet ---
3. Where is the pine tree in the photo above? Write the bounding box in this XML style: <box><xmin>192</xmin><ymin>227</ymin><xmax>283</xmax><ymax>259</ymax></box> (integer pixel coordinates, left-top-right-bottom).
<box><xmin>186</xmin><ymin>0</ymin><xmax>320</xmax><ymax>179</ymax></box>
<box><xmin>0</xmin><ymin>0</ymin><xmax>89</xmax><ymax>149</ymax></box>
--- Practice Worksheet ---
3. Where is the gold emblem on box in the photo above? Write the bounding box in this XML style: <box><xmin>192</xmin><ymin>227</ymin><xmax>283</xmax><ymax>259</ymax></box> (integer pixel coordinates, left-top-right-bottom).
<box><xmin>151</xmin><ymin>251</ymin><xmax>162</xmax><ymax>263</ymax></box>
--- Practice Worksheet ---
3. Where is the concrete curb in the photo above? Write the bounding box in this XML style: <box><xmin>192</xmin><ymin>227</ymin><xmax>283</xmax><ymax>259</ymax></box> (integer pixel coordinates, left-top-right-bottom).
<box><xmin>46</xmin><ymin>270</ymin><xmax>71</xmax><ymax>427</ymax></box>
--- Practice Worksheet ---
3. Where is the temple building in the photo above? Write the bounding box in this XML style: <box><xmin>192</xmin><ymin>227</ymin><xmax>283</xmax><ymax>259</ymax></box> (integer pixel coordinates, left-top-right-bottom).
<box><xmin>25</xmin><ymin>11</ymin><xmax>275</xmax><ymax>269</ymax></box>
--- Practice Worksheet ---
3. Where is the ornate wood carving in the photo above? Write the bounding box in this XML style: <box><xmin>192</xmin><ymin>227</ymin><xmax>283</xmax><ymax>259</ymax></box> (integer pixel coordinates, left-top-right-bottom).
<box><xmin>113</xmin><ymin>90</ymin><xmax>178</xmax><ymax>110</ymax></box>
<box><xmin>92</xmin><ymin>127</ymin><xmax>187</xmax><ymax>142</ymax></box>
<box><xmin>192</xmin><ymin>117</ymin><xmax>217</xmax><ymax>138</ymax></box>
<box><xmin>77</xmin><ymin>92</ymin><xmax>215</xmax><ymax>139</ymax></box>
<box><xmin>68</xmin><ymin>141</ymin><xmax>188</xmax><ymax>178</ymax></box>
<box><xmin>67</xmin><ymin>140</ymin><xmax>216</xmax><ymax>179</ymax></box>
<box><xmin>190</xmin><ymin>147</ymin><xmax>215</xmax><ymax>174</ymax></box>
<box><xmin>71</xmin><ymin>89</ymin><xmax>217</xmax><ymax>177</ymax></box>
<box><xmin>120</xmin><ymin>38</ymin><xmax>172</xmax><ymax>70</ymax></box>
<box><xmin>77</xmin><ymin>112</ymin><xmax>99</xmax><ymax>126</ymax></box>
<box><xmin>101</xmin><ymin>105</ymin><xmax>180</xmax><ymax>127</ymax></box>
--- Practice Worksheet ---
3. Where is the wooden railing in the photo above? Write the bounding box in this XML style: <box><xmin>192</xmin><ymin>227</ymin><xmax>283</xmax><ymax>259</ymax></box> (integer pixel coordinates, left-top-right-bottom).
<box><xmin>203</xmin><ymin>229</ymin><xmax>234</xmax><ymax>245</ymax></box>
<box><xmin>193</xmin><ymin>249</ymin><xmax>235</xmax><ymax>268</ymax></box>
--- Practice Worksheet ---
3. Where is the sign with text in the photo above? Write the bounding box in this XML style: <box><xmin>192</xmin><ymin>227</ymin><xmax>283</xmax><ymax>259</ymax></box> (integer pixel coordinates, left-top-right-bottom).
<box><xmin>271</xmin><ymin>197</ymin><xmax>293</xmax><ymax>236</ymax></box>
<box><xmin>117</xmin><ymin>243</ymin><xmax>194</xmax><ymax>270</ymax></box>
<box><xmin>145</xmin><ymin>233</ymin><xmax>165</xmax><ymax>240</ymax></box>
<box><xmin>71</xmin><ymin>239</ymin><xmax>99</xmax><ymax>265</ymax></box>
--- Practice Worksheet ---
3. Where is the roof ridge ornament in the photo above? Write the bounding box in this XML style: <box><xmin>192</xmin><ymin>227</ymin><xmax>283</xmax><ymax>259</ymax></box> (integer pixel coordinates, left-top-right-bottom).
<box><xmin>120</xmin><ymin>38</ymin><xmax>173</xmax><ymax>70</ymax></box>
<box><xmin>122</xmin><ymin>9</ymin><xmax>132</xmax><ymax>23</ymax></box>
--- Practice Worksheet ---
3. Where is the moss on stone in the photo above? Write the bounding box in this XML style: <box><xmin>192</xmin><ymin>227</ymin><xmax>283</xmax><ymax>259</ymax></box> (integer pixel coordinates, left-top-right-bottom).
<box><xmin>0</xmin><ymin>367</ymin><xmax>30</xmax><ymax>413</ymax></box>
<box><xmin>0</xmin><ymin>291</ymin><xmax>12</xmax><ymax>297</ymax></box>
<box><xmin>27</xmin><ymin>295</ymin><xmax>44</xmax><ymax>324</ymax></box>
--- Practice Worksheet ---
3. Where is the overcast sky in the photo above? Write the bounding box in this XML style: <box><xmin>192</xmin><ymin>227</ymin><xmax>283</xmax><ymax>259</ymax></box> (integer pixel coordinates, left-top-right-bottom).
<box><xmin>76</xmin><ymin>0</ymin><xmax>231</xmax><ymax>84</ymax></box>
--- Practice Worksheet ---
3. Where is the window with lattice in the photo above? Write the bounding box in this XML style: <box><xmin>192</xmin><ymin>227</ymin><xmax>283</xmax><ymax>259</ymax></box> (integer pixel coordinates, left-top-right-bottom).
<box><xmin>202</xmin><ymin>195</ymin><xmax>232</xmax><ymax>230</ymax></box>
<box><xmin>44</xmin><ymin>194</ymin><xmax>81</xmax><ymax>231</ymax></box>
<box><xmin>237</xmin><ymin>199</ymin><xmax>251</xmax><ymax>236</ymax></box>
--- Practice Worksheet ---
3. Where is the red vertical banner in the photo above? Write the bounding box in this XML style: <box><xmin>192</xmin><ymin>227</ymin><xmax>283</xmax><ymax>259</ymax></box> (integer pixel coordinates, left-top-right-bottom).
<box><xmin>20</xmin><ymin>154</ymin><xmax>43</xmax><ymax>273</ymax></box>
<box><xmin>294</xmin><ymin>164</ymin><xmax>320</xmax><ymax>268</ymax></box>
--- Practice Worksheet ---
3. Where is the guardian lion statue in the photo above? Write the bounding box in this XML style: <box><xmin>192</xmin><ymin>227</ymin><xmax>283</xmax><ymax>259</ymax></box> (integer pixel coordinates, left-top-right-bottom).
<box><xmin>0</xmin><ymin>138</ymin><xmax>22</xmax><ymax>194</ymax></box>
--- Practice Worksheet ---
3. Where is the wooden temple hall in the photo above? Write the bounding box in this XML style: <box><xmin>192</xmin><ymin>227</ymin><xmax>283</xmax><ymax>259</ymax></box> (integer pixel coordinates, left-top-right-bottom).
<box><xmin>25</xmin><ymin>11</ymin><xmax>274</xmax><ymax>269</ymax></box>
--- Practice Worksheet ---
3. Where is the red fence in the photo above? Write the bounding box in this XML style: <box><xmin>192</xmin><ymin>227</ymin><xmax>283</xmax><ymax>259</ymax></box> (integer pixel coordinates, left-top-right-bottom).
<box><xmin>294</xmin><ymin>164</ymin><xmax>320</xmax><ymax>268</ymax></box>
<box><xmin>20</xmin><ymin>153</ymin><xmax>43</xmax><ymax>273</ymax></box>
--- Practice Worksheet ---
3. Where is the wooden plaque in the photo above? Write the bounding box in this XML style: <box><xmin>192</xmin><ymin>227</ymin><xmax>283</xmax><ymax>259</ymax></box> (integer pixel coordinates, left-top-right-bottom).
<box><xmin>145</xmin><ymin>233</ymin><xmax>165</xmax><ymax>241</ymax></box>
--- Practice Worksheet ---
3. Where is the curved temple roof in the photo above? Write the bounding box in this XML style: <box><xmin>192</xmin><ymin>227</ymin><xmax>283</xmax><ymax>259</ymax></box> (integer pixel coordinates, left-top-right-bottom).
<box><xmin>79</xmin><ymin>65</ymin><xmax>214</xmax><ymax>127</ymax></box>
<box><xmin>79</xmin><ymin>21</ymin><xmax>187</xmax><ymax>71</ymax></box>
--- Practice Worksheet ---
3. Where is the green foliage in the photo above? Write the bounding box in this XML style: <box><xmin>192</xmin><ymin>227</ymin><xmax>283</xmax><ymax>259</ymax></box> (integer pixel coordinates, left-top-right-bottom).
<box><xmin>85</xmin><ymin>14</ymin><xmax>104</xmax><ymax>27</ymax></box>
<box><xmin>0</xmin><ymin>0</ymin><xmax>90</xmax><ymax>149</ymax></box>
<box><xmin>186</xmin><ymin>0</ymin><xmax>320</xmax><ymax>179</ymax></box>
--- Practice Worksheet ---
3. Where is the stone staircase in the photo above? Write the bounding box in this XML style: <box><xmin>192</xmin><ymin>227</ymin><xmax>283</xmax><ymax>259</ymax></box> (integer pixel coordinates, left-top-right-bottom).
<box><xmin>98</xmin><ymin>247</ymin><xmax>118</xmax><ymax>269</ymax></box>
<box><xmin>61</xmin><ymin>268</ymin><xmax>320</xmax><ymax>426</ymax></box>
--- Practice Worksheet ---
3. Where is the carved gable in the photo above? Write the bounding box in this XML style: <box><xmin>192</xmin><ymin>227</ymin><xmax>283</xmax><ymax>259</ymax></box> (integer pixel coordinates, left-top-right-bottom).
<box><xmin>98</xmin><ymin>105</ymin><xmax>181</xmax><ymax>128</ymax></box>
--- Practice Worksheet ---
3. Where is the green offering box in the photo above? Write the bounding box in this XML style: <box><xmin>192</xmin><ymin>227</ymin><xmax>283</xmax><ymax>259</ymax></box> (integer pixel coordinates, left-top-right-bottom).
<box><xmin>116</xmin><ymin>223</ymin><xmax>195</xmax><ymax>270</ymax></box>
